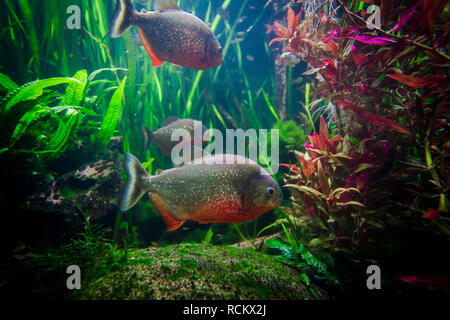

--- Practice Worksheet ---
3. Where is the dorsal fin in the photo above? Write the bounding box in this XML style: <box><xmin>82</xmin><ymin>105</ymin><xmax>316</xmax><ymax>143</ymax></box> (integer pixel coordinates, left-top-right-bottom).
<box><xmin>172</xmin><ymin>145</ymin><xmax>211</xmax><ymax>167</ymax></box>
<box><xmin>140</xmin><ymin>125</ymin><xmax>153</xmax><ymax>151</ymax></box>
<box><xmin>154</xmin><ymin>0</ymin><xmax>180</xmax><ymax>11</ymax></box>
<box><xmin>163</xmin><ymin>116</ymin><xmax>180</xmax><ymax>126</ymax></box>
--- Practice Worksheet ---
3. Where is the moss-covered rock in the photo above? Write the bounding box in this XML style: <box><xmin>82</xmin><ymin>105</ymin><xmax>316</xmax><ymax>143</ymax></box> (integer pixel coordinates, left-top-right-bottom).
<box><xmin>80</xmin><ymin>243</ymin><xmax>328</xmax><ymax>300</ymax></box>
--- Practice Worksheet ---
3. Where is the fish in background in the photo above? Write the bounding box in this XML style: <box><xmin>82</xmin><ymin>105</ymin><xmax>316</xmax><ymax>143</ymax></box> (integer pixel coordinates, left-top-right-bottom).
<box><xmin>141</xmin><ymin>117</ymin><xmax>210</xmax><ymax>156</ymax></box>
<box><xmin>120</xmin><ymin>152</ymin><xmax>281</xmax><ymax>231</ymax></box>
<box><xmin>279</xmin><ymin>52</ymin><xmax>301</xmax><ymax>66</ymax></box>
<box><xmin>109</xmin><ymin>0</ymin><xmax>223</xmax><ymax>70</ymax></box>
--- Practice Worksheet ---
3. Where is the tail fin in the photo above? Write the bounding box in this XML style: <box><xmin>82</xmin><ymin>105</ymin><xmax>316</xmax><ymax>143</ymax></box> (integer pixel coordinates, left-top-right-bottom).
<box><xmin>120</xmin><ymin>152</ymin><xmax>151</xmax><ymax>212</ymax></box>
<box><xmin>140</xmin><ymin>125</ymin><xmax>153</xmax><ymax>151</ymax></box>
<box><xmin>109</xmin><ymin>0</ymin><xmax>138</xmax><ymax>38</ymax></box>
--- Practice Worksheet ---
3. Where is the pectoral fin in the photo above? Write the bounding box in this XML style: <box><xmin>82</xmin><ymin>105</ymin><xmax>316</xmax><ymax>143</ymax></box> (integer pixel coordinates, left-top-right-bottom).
<box><xmin>150</xmin><ymin>193</ymin><xmax>184</xmax><ymax>231</ymax></box>
<box><xmin>138</xmin><ymin>28</ymin><xmax>165</xmax><ymax>67</ymax></box>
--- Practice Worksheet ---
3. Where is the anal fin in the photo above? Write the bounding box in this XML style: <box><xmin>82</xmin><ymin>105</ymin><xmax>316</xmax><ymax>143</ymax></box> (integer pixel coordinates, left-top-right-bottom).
<box><xmin>138</xmin><ymin>28</ymin><xmax>165</xmax><ymax>67</ymax></box>
<box><xmin>150</xmin><ymin>193</ymin><xmax>184</xmax><ymax>231</ymax></box>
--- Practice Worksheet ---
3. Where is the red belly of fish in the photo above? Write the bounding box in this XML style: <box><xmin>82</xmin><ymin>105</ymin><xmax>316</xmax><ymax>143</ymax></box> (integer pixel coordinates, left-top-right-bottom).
<box><xmin>138</xmin><ymin>27</ymin><xmax>213</xmax><ymax>70</ymax></box>
<box><xmin>189</xmin><ymin>198</ymin><xmax>262</xmax><ymax>224</ymax></box>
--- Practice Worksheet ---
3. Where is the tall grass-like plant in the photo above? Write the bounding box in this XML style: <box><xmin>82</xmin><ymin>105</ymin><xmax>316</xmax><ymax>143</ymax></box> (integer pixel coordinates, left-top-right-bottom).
<box><xmin>0</xmin><ymin>1</ymin><xmax>284</xmax><ymax>250</ymax></box>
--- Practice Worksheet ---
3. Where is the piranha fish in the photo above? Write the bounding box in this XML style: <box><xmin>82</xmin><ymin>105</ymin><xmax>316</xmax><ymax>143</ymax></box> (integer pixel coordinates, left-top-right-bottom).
<box><xmin>109</xmin><ymin>0</ymin><xmax>223</xmax><ymax>70</ymax></box>
<box><xmin>279</xmin><ymin>52</ymin><xmax>301</xmax><ymax>66</ymax></box>
<box><xmin>120</xmin><ymin>152</ymin><xmax>281</xmax><ymax>231</ymax></box>
<box><xmin>141</xmin><ymin>117</ymin><xmax>210</xmax><ymax>156</ymax></box>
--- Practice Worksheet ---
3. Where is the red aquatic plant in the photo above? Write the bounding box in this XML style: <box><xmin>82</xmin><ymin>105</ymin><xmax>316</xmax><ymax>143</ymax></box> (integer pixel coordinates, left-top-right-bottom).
<box><xmin>269</xmin><ymin>7</ymin><xmax>303</xmax><ymax>46</ymax></box>
<box><xmin>270</xmin><ymin>0</ymin><xmax>449</xmax><ymax>256</ymax></box>
<box><xmin>282</xmin><ymin>115</ymin><xmax>390</xmax><ymax>251</ymax></box>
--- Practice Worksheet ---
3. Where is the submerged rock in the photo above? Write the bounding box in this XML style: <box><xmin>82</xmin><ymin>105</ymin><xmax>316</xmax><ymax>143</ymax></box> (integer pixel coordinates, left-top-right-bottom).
<box><xmin>80</xmin><ymin>243</ymin><xmax>328</xmax><ymax>300</ymax></box>
<box><xmin>23</xmin><ymin>156</ymin><xmax>123</xmax><ymax>237</ymax></box>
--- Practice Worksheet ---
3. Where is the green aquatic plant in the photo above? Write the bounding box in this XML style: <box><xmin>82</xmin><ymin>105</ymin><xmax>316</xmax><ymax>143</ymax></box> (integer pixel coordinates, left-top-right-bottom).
<box><xmin>0</xmin><ymin>74</ymin><xmax>81</xmax><ymax>152</ymax></box>
<box><xmin>0</xmin><ymin>67</ymin><xmax>129</xmax><ymax>177</ymax></box>
<box><xmin>95</xmin><ymin>76</ymin><xmax>127</xmax><ymax>148</ymax></box>
<box><xmin>203</xmin><ymin>226</ymin><xmax>214</xmax><ymax>244</ymax></box>
<box><xmin>26</xmin><ymin>226</ymin><xmax>127</xmax><ymax>299</ymax></box>
<box><xmin>1</xmin><ymin>0</ymin><xmax>279</xmax><ymax>167</ymax></box>
<box><xmin>265</xmin><ymin>237</ymin><xmax>339</xmax><ymax>287</ymax></box>
<box><xmin>273</xmin><ymin>119</ymin><xmax>306</xmax><ymax>151</ymax></box>
<box><xmin>256</xmin><ymin>213</ymin><xmax>339</xmax><ymax>296</ymax></box>
<box><xmin>60</xmin><ymin>70</ymin><xmax>88</xmax><ymax>106</ymax></box>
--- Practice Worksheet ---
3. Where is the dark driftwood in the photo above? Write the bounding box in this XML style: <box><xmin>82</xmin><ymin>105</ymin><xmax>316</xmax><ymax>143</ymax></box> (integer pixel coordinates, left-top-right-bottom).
<box><xmin>23</xmin><ymin>156</ymin><xmax>123</xmax><ymax>235</ymax></box>
<box><xmin>230</xmin><ymin>232</ymin><xmax>282</xmax><ymax>250</ymax></box>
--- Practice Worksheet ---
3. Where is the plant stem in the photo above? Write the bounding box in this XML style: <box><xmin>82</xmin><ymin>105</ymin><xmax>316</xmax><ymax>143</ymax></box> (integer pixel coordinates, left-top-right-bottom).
<box><xmin>304</xmin><ymin>83</ymin><xmax>316</xmax><ymax>132</ymax></box>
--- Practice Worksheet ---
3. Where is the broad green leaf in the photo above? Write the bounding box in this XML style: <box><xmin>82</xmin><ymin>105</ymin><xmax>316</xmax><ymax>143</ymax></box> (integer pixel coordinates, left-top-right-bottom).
<box><xmin>266</xmin><ymin>238</ymin><xmax>295</xmax><ymax>260</ymax></box>
<box><xmin>45</xmin><ymin>111</ymin><xmax>80</xmax><ymax>155</ymax></box>
<box><xmin>367</xmin><ymin>219</ymin><xmax>384</xmax><ymax>229</ymax></box>
<box><xmin>96</xmin><ymin>76</ymin><xmax>127</xmax><ymax>147</ymax></box>
<box><xmin>0</xmin><ymin>72</ymin><xmax>18</xmax><ymax>92</ymax></box>
<box><xmin>9</xmin><ymin>104</ymin><xmax>45</xmax><ymax>147</ymax></box>
<box><xmin>329</xmin><ymin>187</ymin><xmax>361</xmax><ymax>199</ymax></box>
<box><xmin>255</xmin><ymin>220</ymin><xmax>282</xmax><ymax>238</ymax></box>
<box><xmin>280</xmin><ymin>221</ymin><xmax>297</xmax><ymax>252</ymax></box>
<box><xmin>354</xmin><ymin>162</ymin><xmax>378</xmax><ymax>173</ymax></box>
<box><xmin>203</xmin><ymin>227</ymin><xmax>213</xmax><ymax>244</ymax></box>
<box><xmin>51</xmin><ymin>106</ymin><xmax>100</xmax><ymax>116</ymax></box>
<box><xmin>285</xmin><ymin>184</ymin><xmax>327</xmax><ymax>199</ymax></box>
<box><xmin>1</xmin><ymin>77</ymin><xmax>81</xmax><ymax>115</ymax></box>
<box><xmin>61</xmin><ymin>70</ymin><xmax>88</xmax><ymax>106</ymax></box>
<box><xmin>309</xmin><ymin>238</ymin><xmax>323</xmax><ymax>247</ymax></box>
<box><xmin>88</xmin><ymin>67</ymin><xmax>128</xmax><ymax>82</ymax></box>
<box><xmin>336</xmin><ymin>201</ymin><xmax>366</xmax><ymax>207</ymax></box>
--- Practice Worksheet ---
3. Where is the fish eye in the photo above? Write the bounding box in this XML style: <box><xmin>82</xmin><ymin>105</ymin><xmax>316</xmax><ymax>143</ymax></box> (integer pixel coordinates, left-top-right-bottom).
<box><xmin>266</xmin><ymin>187</ymin><xmax>275</xmax><ymax>197</ymax></box>
<box><xmin>218</xmin><ymin>47</ymin><xmax>223</xmax><ymax>55</ymax></box>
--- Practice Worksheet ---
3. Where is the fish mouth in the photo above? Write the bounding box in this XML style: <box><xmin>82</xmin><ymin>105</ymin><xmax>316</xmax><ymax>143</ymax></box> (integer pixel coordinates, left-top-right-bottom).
<box><xmin>273</xmin><ymin>196</ymin><xmax>282</xmax><ymax>207</ymax></box>
<box><xmin>213</xmin><ymin>54</ymin><xmax>223</xmax><ymax>67</ymax></box>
